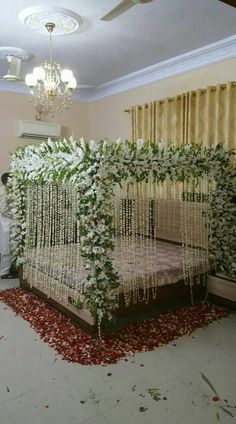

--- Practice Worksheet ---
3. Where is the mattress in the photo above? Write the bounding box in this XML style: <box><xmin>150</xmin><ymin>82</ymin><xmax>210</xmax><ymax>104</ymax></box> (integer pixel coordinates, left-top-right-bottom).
<box><xmin>27</xmin><ymin>237</ymin><xmax>208</xmax><ymax>296</ymax></box>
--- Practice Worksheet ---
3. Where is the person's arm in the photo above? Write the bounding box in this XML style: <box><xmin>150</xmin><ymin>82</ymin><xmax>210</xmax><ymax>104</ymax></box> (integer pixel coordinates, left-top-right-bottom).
<box><xmin>0</xmin><ymin>187</ymin><xmax>6</xmax><ymax>213</ymax></box>
<box><xmin>0</xmin><ymin>187</ymin><xmax>12</xmax><ymax>218</ymax></box>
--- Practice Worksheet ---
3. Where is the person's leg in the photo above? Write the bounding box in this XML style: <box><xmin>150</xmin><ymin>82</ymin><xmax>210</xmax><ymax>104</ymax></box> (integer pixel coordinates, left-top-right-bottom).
<box><xmin>0</xmin><ymin>253</ymin><xmax>11</xmax><ymax>277</ymax></box>
<box><xmin>0</xmin><ymin>216</ymin><xmax>16</xmax><ymax>279</ymax></box>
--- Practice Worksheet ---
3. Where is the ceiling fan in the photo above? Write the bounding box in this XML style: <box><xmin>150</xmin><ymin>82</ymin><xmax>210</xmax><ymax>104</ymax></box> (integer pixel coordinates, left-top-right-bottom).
<box><xmin>218</xmin><ymin>0</ymin><xmax>236</xmax><ymax>7</ymax></box>
<box><xmin>101</xmin><ymin>0</ymin><xmax>154</xmax><ymax>21</ymax></box>
<box><xmin>0</xmin><ymin>47</ymin><xmax>29</xmax><ymax>84</ymax></box>
<box><xmin>0</xmin><ymin>53</ymin><xmax>93</xmax><ymax>90</ymax></box>
<box><xmin>0</xmin><ymin>56</ymin><xmax>22</xmax><ymax>82</ymax></box>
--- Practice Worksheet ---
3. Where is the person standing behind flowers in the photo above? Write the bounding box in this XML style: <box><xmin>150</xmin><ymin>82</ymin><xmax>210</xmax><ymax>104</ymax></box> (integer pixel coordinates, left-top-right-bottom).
<box><xmin>0</xmin><ymin>173</ymin><xmax>17</xmax><ymax>279</ymax></box>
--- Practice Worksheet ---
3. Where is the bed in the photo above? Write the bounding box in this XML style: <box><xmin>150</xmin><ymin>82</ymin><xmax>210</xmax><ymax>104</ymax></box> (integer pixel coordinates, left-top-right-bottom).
<box><xmin>20</xmin><ymin>232</ymin><xmax>208</xmax><ymax>334</ymax></box>
<box><xmin>13</xmin><ymin>140</ymin><xmax>229</xmax><ymax>335</ymax></box>
<box><xmin>26</xmin><ymin>236</ymin><xmax>207</xmax><ymax>295</ymax></box>
<box><xmin>10</xmin><ymin>140</ymin><xmax>234</xmax><ymax>335</ymax></box>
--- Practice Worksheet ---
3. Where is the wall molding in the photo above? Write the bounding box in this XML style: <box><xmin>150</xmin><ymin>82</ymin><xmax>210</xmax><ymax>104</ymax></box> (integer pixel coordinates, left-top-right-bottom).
<box><xmin>1</xmin><ymin>34</ymin><xmax>236</xmax><ymax>103</ymax></box>
<box><xmin>0</xmin><ymin>80</ymin><xmax>29</xmax><ymax>95</ymax></box>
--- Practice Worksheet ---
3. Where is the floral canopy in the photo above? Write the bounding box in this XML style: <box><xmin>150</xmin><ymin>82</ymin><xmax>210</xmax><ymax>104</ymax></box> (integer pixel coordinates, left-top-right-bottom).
<box><xmin>8</xmin><ymin>138</ymin><xmax>235</xmax><ymax>323</ymax></box>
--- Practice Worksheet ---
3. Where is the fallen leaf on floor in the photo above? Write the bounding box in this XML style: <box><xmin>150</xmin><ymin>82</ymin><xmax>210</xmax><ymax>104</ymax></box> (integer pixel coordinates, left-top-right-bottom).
<box><xmin>131</xmin><ymin>385</ymin><xmax>136</xmax><ymax>392</ymax></box>
<box><xmin>89</xmin><ymin>390</ymin><xmax>100</xmax><ymax>404</ymax></box>
<box><xmin>200</xmin><ymin>371</ymin><xmax>219</xmax><ymax>396</ymax></box>
<box><xmin>80</xmin><ymin>400</ymin><xmax>86</xmax><ymax>404</ymax></box>
<box><xmin>6</xmin><ymin>387</ymin><xmax>10</xmax><ymax>392</ymax></box>
<box><xmin>146</xmin><ymin>388</ymin><xmax>161</xmax><ymax>401</ymax></box>
<box><xmin>45</xmin><ymin>405</ymin><xmax>49</xmax><ymax>408</ymax></box>
<box><xmin>220</xmin><ymin>406</ymin><xmax>234</xmax><ymax>418</ymax></box>
<box><xmin>139</xmin><ymin>406</ymin><xmax>148</xmax><ymax>412</ymax></box>
<box><xmin>107</xmin><ymin>372</ymin><xmax>112</xmax><ymax>376</ymax></box>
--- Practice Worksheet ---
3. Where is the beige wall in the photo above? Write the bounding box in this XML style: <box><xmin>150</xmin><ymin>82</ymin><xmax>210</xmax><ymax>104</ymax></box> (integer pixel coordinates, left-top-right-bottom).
<box><xmin>88</xmin><ymin>58</ymin><xmax>236</xmax><ymax>141</ymax></box>
<box><xmin>0</xmin><ymin>91</ymin><xmax>89</xmax><ymax>172</ymax></box>
<box><xmin>0</xmin><ymin>58</ymin><xmax>236</xmax><ymax>173</ymax></box>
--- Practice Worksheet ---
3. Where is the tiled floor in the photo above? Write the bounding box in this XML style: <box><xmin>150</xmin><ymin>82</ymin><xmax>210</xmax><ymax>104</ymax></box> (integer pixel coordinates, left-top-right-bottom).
<box><xmin>0</xmin><ymin>279</ymin><xmax>236</xmax><ymax>424</ymax></box>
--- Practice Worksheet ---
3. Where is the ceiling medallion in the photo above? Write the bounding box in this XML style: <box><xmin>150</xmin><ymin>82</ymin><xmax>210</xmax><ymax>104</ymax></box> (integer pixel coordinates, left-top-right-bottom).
<box><xmin>18</xmin><ymin>6</ymin><xmax>83</xmax><ymax>35</ymax></box>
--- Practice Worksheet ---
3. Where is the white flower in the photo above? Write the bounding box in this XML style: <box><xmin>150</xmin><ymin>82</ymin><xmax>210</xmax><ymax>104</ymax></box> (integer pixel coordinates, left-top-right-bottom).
<box><xmin>89</xmin><ymin>139</ymin><xmax>97</xmax><ymax>151</ymax></box>
<box><xmin>136</xmin><ymin>139</ymin><xmax>144</xmax><ymax>149</ymax></box>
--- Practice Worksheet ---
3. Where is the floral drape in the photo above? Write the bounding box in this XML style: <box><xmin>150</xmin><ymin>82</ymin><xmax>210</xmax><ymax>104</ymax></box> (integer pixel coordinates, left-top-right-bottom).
<box><xmin>130</xmin><ymin>82</ymin><xmax>236</xmax><ymax>150</ymax></box>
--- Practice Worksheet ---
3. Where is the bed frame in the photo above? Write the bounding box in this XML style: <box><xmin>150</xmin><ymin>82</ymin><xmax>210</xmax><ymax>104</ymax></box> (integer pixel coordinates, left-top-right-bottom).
<box><xmin>19</xmin><ymin>265</ymin><xmax>206</xmax><ymax>335</ymax></box>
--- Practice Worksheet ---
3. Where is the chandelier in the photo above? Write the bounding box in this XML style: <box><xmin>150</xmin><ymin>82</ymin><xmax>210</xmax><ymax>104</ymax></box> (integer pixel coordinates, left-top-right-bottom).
<box><xmin>25</xmin><ymin>22</ymin><xmax>77</xmax><ymax>119</ymax></box>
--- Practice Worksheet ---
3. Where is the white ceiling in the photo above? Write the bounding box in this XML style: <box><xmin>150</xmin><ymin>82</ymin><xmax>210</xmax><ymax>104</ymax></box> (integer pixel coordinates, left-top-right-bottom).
<box><xmin>0</xmin><ymin>0</ymin><xmax>236</xmax><ymax>96</ymax></box>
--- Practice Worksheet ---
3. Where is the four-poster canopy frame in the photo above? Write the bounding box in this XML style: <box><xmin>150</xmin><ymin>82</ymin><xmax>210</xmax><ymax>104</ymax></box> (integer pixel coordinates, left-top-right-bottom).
<box><xmin>8</xmin><ymin>138</ymin><xmax>235</xmax><ymax>328</ymax></box>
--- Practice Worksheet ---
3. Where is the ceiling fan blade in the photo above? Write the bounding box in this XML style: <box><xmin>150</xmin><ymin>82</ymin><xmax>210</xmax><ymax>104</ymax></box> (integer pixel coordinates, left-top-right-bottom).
<box><xmin>218</xmin><ymin>0</ymin><xmax>236</xmax><ymax>7</ymax></box>
<box><xmin>101</xmin><ymin>0</ymin><xmax>135</xmax><ymax>21</ymax></box>
<box><xmin>76</xmin><ymin>84</ymin><xmax>95</xmax><ymax>89</ymax></box>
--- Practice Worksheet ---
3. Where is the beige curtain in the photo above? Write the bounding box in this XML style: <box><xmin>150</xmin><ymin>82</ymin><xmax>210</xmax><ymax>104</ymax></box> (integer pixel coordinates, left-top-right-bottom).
<box><xmin>131</xmin><ymin>82</ymin><xmax>236</xmax><ymax>150</ymax></box>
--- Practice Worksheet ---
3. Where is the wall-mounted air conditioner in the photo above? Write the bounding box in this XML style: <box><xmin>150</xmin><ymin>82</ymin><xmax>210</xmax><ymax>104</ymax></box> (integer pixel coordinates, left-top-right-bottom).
<box><xmin>17</xmin><ymin>120</ymin><xmax>61</xmax><ymax>140</ymax></box>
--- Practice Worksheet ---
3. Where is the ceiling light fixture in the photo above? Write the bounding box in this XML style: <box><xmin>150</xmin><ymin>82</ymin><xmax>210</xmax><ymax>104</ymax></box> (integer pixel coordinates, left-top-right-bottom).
<box><xmin>25</xmin><ymin>22</ymin><xmax>77</xmax><ymax>119</ymax></box>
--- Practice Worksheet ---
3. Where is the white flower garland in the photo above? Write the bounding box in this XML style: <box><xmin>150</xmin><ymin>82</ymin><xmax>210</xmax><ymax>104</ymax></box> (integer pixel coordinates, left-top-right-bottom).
<box><xmin>8</xmin><ymin>138</ymin><xmax>236</xmax><ymax>322</ymax></box>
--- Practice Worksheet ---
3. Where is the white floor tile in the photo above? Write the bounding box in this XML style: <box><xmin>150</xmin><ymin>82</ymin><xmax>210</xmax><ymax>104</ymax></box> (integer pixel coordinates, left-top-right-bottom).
<box><xmin>0</xmin><ymin>403</ymin><xmax>16</xmax><ymax>424</ymax></box>
<box><xmin>81</xmin><ymin>414</ymin><xmax>110</xmax><ymax>424</ymax></box>
<box><xmin>4</xmin><ymin>378</ymin><xmax>113</xmax><ymax>424</ymax></box>
<box><xmin>183</xmin><ymin>391</ymin><xmax>235</xmax><ymax>424</ymax></box>
<box><xmin>123</xmin><ymin>346</ymin><xmax>196</xmax><ymax>384</ymax></box>
<box><xmin>0</xmin><ymin>278</ymin><xmax>19</xmax><ymax>290</ymax></box>
<box><xmin>102</xmin><ymin>395</ymin><xmax>187</xmax><ymax>424</ymax></box>
<box><xmin>64</xmin><ymin>361</ymin><xmax>154</xmax><ymax>414</ymax></box>
<box><xmin>0</xmin><ymin>354</ymin><xmax>64</xmax><ymax>402</ymax></box>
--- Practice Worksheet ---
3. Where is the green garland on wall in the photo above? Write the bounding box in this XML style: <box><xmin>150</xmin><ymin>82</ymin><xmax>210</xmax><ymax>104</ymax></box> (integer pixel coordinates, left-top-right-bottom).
<box><xmin>8</xmin><ymin>138</ymin><xmax>235</xmax><ymax>323</ymax></box>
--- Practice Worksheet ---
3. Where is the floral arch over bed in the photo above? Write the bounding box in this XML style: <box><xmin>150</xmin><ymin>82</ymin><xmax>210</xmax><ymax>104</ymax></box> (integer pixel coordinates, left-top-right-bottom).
<box><xmin>9</xmin><ymin>138</ymin><xmax>235</xmax><ymax>323</ymax></box>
